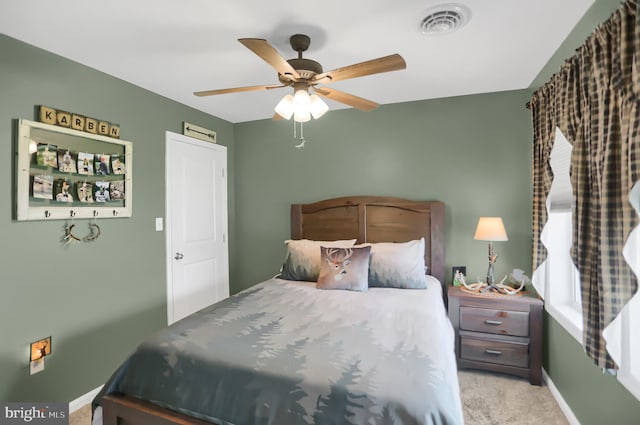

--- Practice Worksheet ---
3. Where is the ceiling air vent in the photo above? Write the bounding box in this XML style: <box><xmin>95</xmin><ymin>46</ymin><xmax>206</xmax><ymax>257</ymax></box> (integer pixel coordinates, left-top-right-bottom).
<box><xmin>420</xmin><ymin>4</ymin><xmax>471</xmax><ymax>36</ymax></box>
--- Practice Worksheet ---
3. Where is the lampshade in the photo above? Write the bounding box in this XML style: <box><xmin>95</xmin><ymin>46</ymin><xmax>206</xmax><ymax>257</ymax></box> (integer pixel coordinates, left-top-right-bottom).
<box><xmin>274</xmin><ymin>94</ymin><xmax>295</xmax><ymax>120</ymax></box>
<box><xmin>309</xmin><ymin>94</ymin><xmax>329</xmax><ymax>119</ymax></box>
<box><xmin>293</xmin><ymin>88</ymin><xmax>311</xmax><ymax>107</ymax></box>
<box><xmin>293</xmin><ymin>88</ymin><xmax>311</xmax><ymax>122</ymax></box>
<box><xmin>474</xmin><ymin>217</ymin><xmax>508</xmax><ymax>241</ymax></box>
<box><xmin>294</xmin><ymin>109</ymin><xmax>311</xmax><ymax>123</ymax></box>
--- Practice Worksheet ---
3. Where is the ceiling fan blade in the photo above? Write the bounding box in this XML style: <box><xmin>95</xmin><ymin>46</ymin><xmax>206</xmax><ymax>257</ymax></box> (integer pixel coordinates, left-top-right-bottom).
<box><xmin>314</xmin><ymin>87</ymin><xmax>379</xmax><ymax>111</ymax></box>
<box><xmin>194</xmin><ymin>84</ymin><xmax>284</xmax><ymax>97</ymax></box>
<box><xmin>313</xmin><ymin>54</ymin><xmax>406</xmax><ymax>83</ymax></box>
<box><xmin>238</xmin><ymin>38</ymin><xmax>301</xmax><ymax>80</ymax></box>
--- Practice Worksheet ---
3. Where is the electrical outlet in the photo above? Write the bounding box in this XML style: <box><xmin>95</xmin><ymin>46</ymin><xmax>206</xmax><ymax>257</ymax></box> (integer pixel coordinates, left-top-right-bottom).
<box><xmin>29</xmin><ymin>336</ymin><xmax>51</xmax><ymax>375</ymax></box>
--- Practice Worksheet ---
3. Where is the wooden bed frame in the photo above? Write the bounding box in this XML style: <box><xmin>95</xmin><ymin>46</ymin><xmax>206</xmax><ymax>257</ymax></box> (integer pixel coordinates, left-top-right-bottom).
<box><xmin>101</xmin><ymin>196</ymin><xmax>446</xmax><ymax>425</ymax></box>
<box><xmin>291</xmin><ymin>196</ymin><xmax>445</xmax><ymax>283</ymax></box>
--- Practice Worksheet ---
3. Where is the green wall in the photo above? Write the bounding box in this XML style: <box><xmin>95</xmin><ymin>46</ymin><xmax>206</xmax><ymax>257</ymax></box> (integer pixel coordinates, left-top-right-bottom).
<box><xmin>233</xmin><ymin>90</ymin><xmax>534</xmax><ymax>294</ymax></box>
<box><xmin>0</xmin><ymin>34</ymin><xmax>235</xmax><ymax>401</ymax></box>
<box><xmin>544</xmin><ymin>317</ymin><xmax>640</xmax><ymax>424</ymax></box>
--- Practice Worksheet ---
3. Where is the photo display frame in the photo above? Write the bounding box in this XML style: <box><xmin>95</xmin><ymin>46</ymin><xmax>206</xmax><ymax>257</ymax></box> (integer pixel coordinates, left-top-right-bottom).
<box><xmin>16</xmin><ymin>119</ymin><xmax>133</xmax><ymax>221</ymax></box>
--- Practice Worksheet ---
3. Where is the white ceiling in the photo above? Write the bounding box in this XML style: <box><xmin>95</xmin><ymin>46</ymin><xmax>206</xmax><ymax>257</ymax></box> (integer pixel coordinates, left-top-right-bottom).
<box><xmin>1</xmin><ymin>0</ymin><xmax>594</xmax><ymax>123</ymax></box>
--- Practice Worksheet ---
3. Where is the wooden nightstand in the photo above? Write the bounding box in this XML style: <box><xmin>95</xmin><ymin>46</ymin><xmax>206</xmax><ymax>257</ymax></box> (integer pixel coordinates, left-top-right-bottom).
<box><xmin>448</xmin><ymin>285</ymin><xmax>543</xmax><ymax>385</ymax></box>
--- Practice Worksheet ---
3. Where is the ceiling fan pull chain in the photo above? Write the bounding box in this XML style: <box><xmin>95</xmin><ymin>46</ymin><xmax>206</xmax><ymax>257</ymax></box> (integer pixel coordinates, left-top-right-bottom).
<box><xmin>294</xmin><ymin>122</ymin><xmax>306</xmax><ymax>149</ymax></box>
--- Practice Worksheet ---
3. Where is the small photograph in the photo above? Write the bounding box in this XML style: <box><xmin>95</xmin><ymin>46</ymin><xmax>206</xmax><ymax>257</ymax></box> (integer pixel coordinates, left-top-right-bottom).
<box><xmin>109</xmin><ymin>180</ymin><xmax>125</xmax><ymax>200</ymax></box>
<box><xmin>94</xmin><ymin>181</ymin><xmax>111</xmax><ymax>202</ymax></box>
<box><xmin>77</xmin><ymin>152</ymin><xmax>95</xmax><ymax>175</ymax></box>
<box><xmin>53</xmin><ymin>178</ymin><xmax>74</xmax><ymax>203</ymax></box>
<box><xmin>57</xmin><ymin>149</ymin><xmax>78</xmax><ymax>173</ymax></box>
<box><xmin>77</xmin><ymin>180</ymin><xmax>94</xmax><ymax>203</ymax></box>
<box><xmin>111</xmin><ymin>154</ymin><xmax>126</xmax><ymax>175</ymax></box>
<box><xmin>36</xmin><ymin>144</ymin><xmax>58</xmax><ymax>168</ymax></box>
<box><xmin>33</xmin><ymin>174</ymin><xmax>53</xmax><ymax>199</ymax></box>
<box><xmin>94</xmin><ymin>154</ymin><xmax>111</xmax><ymax>175</ymax></box>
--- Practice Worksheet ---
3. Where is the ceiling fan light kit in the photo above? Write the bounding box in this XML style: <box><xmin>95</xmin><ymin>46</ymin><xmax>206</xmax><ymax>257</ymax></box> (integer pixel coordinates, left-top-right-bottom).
<box><xmin>274</xmin><ymin>87</ymin><xmax>329</xmax><ymax>122</ymax></box>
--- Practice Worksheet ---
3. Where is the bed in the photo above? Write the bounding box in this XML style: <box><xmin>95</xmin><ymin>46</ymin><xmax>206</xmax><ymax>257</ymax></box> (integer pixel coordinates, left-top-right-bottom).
<box><xmin>93</xmin><ymin>196</ymin><xmax>462</xmax><ymax>425</ymax></box>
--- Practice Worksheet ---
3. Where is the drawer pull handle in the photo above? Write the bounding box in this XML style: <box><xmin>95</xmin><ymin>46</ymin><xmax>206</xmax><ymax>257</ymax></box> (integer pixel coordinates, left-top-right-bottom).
<box><xmin>485</xmin><ymin>320</ymin><xmax>503</xmax><ymax>325</ymax></box>
<box><xmin>485</xmin><ymin>349</ymin><xmax>502</xmax><ymax>356</ymax></box>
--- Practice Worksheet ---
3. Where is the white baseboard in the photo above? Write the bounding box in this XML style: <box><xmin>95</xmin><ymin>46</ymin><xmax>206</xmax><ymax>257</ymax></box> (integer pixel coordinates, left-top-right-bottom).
<box><xmin>69</xmin><ymin>385</ymin><xmax>103</xmax><ymax>413</ymax></box>
<box><xmin>542</xmin><ymin>368</ymin><xmax>580</xmax><ymax>425</ymax></box>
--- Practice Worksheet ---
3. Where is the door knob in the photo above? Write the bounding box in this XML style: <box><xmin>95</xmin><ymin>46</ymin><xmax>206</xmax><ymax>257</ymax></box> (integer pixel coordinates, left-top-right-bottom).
<box><xmin>174</xmin><ymin>252</ymin><xmax>184</xmax><ymax>260</ymax></box>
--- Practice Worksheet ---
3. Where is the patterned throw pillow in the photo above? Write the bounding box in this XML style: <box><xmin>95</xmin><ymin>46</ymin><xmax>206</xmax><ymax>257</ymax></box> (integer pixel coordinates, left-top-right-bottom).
<box><xmin>368</xmin><ymin>238</ymin><xmax>427</xmax><ymax>289</ymax></box>
<box><xmin>279</xmin><ymin>239</ymin><xmax>357</xmax><ymax>282</ymax></box>
<box><xmin>317</xmin><ymin>245</ymin><xmax>372</xmax><ymax>291</ymax></box>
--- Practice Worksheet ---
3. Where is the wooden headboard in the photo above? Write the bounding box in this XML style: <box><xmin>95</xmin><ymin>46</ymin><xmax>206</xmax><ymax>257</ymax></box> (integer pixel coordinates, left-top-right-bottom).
<box><xmin>290</xmin><ymin>196</ymin><xmax>445</xmax><ymax>284</ymax></box>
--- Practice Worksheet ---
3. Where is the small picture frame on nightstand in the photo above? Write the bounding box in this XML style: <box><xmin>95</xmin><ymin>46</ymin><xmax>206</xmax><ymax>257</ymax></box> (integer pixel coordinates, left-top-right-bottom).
<box><xmin>452</xmin><ymin>266</ymin><xmax>467</xmax><ymax>286</ymax></box>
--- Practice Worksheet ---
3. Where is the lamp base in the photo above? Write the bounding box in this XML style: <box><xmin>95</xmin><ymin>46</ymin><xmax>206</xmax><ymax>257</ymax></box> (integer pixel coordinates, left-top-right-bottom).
<box><xmin>481</xmin><ymin>282</ymin><xmax>500</xmax><ymax>293</ymax></box>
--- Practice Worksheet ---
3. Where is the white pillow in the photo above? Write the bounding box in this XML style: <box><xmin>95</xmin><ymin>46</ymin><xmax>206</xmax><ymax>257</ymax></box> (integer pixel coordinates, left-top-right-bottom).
<box><xmin>279</xmin><ymin>239</ymin><xmax>357</xmax><ymax>281</ymax></box>
<box><xmin>366</xmin><ymin>238</ymin><xmax>427</xmax><ymax>289</ymax></box>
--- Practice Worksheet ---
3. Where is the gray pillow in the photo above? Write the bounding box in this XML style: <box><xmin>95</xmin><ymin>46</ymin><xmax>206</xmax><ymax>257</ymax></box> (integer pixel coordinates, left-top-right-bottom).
<box><xmin>279</xmin><ymin>239</ymin><xmax>356</xmax><ymax>281</ymax></box>
<box><xmin>367</xmin><ymin>238</ymin><xmax>427</xmax><ymax>289</ymax></box>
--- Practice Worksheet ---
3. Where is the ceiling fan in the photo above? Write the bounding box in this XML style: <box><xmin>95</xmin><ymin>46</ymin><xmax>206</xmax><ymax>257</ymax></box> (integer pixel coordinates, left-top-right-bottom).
<box><xmin>194</xmin><ymin>34</ymin><xmax>407</xmax><ymax>122</ymax></box>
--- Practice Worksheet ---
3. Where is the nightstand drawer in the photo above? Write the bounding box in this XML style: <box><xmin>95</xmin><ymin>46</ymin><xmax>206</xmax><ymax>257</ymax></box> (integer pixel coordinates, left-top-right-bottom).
<box><xmin>460</xmin><ymin>336</ymin><xmax>529</xmax><ymax>368</ymax></box>
<box><xmin>460</xmin><ymin>306</ymin><xmax>529</xmax><ymax>336</ymax></box>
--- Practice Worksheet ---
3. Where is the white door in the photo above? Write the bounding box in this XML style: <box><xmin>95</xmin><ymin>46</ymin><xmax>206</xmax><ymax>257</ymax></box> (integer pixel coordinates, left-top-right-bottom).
<box><xmin>166</xmin><ymin>131</ymin><xmax>229</xmax><ymax>325</ymax></box>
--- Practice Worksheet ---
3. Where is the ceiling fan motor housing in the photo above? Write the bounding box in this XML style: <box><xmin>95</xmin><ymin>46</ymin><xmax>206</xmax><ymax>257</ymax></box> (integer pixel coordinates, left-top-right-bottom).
<box><xmin>285</xmin><ymin>58</ymin><xmax>323</xmax><ymax>80</ymax></box>
<box><xmin>278</xmin><ymin>34</ymin><xmax>324</xmax><ymax>82</ymax></box>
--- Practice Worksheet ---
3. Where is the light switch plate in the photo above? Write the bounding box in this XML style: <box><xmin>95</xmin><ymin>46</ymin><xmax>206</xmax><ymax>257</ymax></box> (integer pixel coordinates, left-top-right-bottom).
<box><xmin>155</xmin><ymin>217</ymin><xmax>163</xmax><ymax>231</ymax></box>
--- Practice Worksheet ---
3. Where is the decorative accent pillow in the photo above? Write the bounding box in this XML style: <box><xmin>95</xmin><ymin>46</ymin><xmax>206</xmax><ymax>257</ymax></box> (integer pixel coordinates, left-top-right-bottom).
<box><xmin>279</xmin><ymin>239</ymin><xmax>357</xmax><ymax>282</ymax></box>
<box><xmin>317</xmin><ymin>245</ymin><xmax>372</xmax><ymax>291</ymax></box>
<box><xmin>367</xmin><ymin>238</ymin><xmax>427</xmax><ymax>289</ymax></box>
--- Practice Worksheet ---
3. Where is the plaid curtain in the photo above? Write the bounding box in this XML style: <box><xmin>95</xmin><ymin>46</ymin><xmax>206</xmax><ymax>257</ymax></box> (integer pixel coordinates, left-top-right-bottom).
<box><xmin>531</xmin><ymin>0</ymin><xmax>640</xmax><ymax>369</ymax></box>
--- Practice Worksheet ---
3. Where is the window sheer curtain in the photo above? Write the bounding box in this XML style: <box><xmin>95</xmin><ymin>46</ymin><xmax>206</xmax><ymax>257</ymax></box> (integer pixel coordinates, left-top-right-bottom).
<box><xmin>531</xmin><ymin>0</ymin><xmax>640</xmax><ymax>369</ymax></box>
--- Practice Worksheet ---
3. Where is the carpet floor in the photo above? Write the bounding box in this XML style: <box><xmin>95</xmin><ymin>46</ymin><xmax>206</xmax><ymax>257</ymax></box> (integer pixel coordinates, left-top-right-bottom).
<box><xmin>458</xmin><ymin>370</ymin><xmax>569</xmax><ymax>425</ymax></box>
<box><xmin>70</xmin><ymin>370</ymin><xmax>569</xmax><ymax>424</ymax></box>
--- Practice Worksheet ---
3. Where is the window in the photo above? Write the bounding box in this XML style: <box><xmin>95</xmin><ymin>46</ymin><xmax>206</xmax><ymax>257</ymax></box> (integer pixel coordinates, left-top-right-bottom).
<box><xmin>533</xmin><ymin>128</ymin><xmax>583</xmax><ymax>343</ymax></box>
<box><xmin>542</xmin><ymin>210</ymin><xmax>583</xmax><ymax>342</ymax></box>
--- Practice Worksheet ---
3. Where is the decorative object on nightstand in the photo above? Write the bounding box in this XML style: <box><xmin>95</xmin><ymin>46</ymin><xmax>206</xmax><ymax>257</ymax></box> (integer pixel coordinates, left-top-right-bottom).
<box><xmin>473</xmin><ymin>216</ymin><xmax>508</xmax><ymax>292</ymax></box>
<box><xmin>459</xmin><ymin>268</ymin><xmax>528</xmax><ymax>295</ymax></box>
<box><xmin>448</xmin><ymin>285</ymin><xmax>543</xmax><ymax>385</ymax></box>
<box><xmin>499</xmin><ymin>268</ymin><xmax>529</xmax><ymax>295</ymax></box>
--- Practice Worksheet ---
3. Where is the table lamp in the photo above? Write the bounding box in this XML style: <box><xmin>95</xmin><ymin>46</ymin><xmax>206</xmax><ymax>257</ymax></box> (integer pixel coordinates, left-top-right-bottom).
<box><xmin>474</xmin><ymin>217</ymin><xmax>508</xmax><ymax>291</ymax></box>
